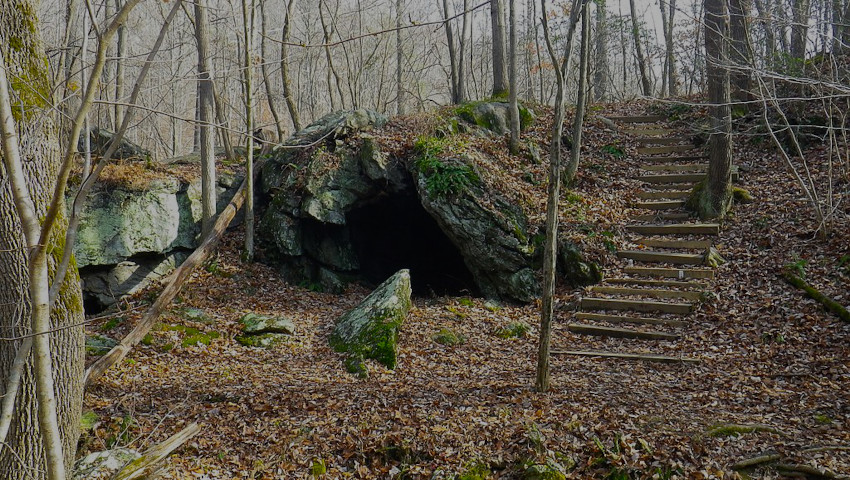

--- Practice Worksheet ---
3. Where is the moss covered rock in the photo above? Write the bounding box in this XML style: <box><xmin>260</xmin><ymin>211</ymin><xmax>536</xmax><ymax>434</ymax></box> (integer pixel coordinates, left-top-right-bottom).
<box><xmin>329</xmin><ymin>270</ymin><xmax>412</xmax><ymax>374</ymax></box>
<box><xmin>240</xmin><ymin>313</ymin><xmax>296</xmax><ymax>335</ymax></box>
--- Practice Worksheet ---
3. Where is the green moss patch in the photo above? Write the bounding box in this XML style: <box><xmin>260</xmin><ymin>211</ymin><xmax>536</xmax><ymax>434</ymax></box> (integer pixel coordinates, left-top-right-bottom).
<box><xmin>496</xmin><ymin>322</ymin><xmax>531</xmax><ymax>339</ymax></box>
<box><xmin>433</xmin><ymin>328</ymin><xmax>467</xmax><ymax>347</ymax></box>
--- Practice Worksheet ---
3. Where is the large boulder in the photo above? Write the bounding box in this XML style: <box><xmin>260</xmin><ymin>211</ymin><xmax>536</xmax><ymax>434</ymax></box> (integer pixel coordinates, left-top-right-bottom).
<box><xmin>455</xmin><ymin>101</ymin><xmax>535</xmax><ymax>135</ymax></box>
<box><xmin>329</xmin><ymin>270</ymin><xmax>412</xmax><ymax>376</ymax></box>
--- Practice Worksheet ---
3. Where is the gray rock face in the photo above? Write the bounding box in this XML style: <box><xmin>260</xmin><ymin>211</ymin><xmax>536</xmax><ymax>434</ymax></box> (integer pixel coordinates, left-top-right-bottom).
<box><xmin>73</xmin><ymin>175</ymin><xmax>239</xmax><ymax>310</ymax></box>
<box><xmin>329</xmin><ymin>270</ymin><xmax>411</xmax><ymax>375</ymax></box>
<box><xmin>73</xmin><ymin>448</ymin><xmax>141</xmax><ymax>480</ymax></box>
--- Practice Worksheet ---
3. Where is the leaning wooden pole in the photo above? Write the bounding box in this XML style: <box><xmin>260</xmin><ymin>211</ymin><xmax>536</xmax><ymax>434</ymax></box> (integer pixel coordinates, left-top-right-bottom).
<box><xmin>84</xmin><ymin>159</ymin><xmax>266</xmax><ymax>387</ymax></box>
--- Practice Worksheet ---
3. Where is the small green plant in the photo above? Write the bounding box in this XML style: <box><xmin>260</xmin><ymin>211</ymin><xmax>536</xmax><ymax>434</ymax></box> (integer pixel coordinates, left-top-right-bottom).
<box><xmin>309</xmin><ymin>458</ymin><xmax>327</xmax><ymax>477</ymax></box>
<box><xmin>784</xmin><ymin>256</ymin><xmax>808</xmax><ymax>278</ymax></box>
<box><xmin>446</xmin><ymin>305</ymin><xmax>469</xmax><ymax>319</ymax></box>
<box><xmin>414</xmin><ymin>136</ymin><xmax>479</xmax><ymax>198</ymax></box>
<box><xmin>141</xmin><ymin>333</ymin><xmax>154</xmax><ymax>346</ymax></box>
<box><xmin>100</xmin><ymin>316</ymin><xmax>123</xmax><ymax>331</ymax></box>
<box><xmin>600</xmin><ymin>144</ymin><xmax>625</xmax><ymax>158</ymax></box>
<box><xmin>459</xmin><ymin>297</ymin><xmax>475</xmax><ymax>307</ymax></box>
<box><xmin>526</xmin><ymin>423</ymin><xmax>546</xmax><ymax>454</ymax></box>
<box><xmin>814</xmin><ymin>413</ymin><xmax>832</xmax><ymax>425</ymax></box>
<box><xmin>456</xmin><ymin>460</ymin><xmax>491</xmax><ymax>480</ymax></box>
<box><xmin>838</xmin><ymin>255</ymin><xmax>850</xmax><ymax>276</ymax></box>
<box><xmin>298</xmin><ymin>280</ymin><xmax>324</xmax><ymax>292</ymax></box>
<box><xmin>433</xmin><ymin>328</ymin><xmax>467</xmax><ymax>346</ymax></box>
<box><xmin>496</xmin><ymin>322</ymin><xmax>530</xmax><ymax>339</ymax></box>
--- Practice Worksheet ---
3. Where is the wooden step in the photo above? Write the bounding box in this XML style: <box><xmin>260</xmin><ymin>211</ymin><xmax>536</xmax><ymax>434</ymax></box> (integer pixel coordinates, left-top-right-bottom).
<box><xmin>567</xmin><ymin>323</ymin><xmax>680</xmax><ymax>340</ymax></box>
<box><xmin>553</xmin><ymin>350</ymin><xmax>700</xmax><ymax>363</ymax></box>
<box><xmin>617</xmin><ymin>250</ymin><xmax>706</xmax><ymax>266</ymax></box>
<box><xmin>634</xmin><ymin>200</ymin><xmax>685</xmax><ymax>210</ymax></box>
<box><xmin>644</xmin><ymin>183</ymin><xmax>697</xmax><ymax>190</ymax></box>
<box><xmin>641</xmin><ymin>156</ymin><xmax>709</xmax><ymax>164</ymax></box>
<box><xmin>642</xmin><ymin>164</ymin><xmax>739</xmax><ymax>173</ymax></box>
<box><xmin>638</xmin><ymin>172</ymin><xmax>739</xmax><ymax>184</ymax></box>
<box><xmin>636</xmin><ymin>238</ymin><xmax>713</xmax><ymax>249</ymax></box>
<box><xmin>580</xmin><ymin>297</ymin><xmax>694</xmax><ymax>314</ymax></box>
<box><xmin>576</xmin><ymin>312</ymin><xmax>686</xmax><ymax>327</ymax></box>
<box><xmin>637</xmin><ymin>145</ymin><xmax>697</xmax><ymax>155</ymax></box>
<box><xmin>589</xmin><ymin>285</ymin><xmax>704</xmax><ymax>302</ymax></box>
<box><xmin>625</xmin><ymin>223</ymin><xmax>720</xmax><ymax>235</ymax></box>
<box><xmin>608</xmin><ymin>115</ymin><xmax>667</xmax><ymax>123</ymax></box>
<box><xmin>623</xmin><ymin>266</ymin><xmax>715</xmax><ymax>279</ymax></box>
<box><xmin>623</xmin><ymin>128</ymin><xmax>672</xmax><ymax>136</ymax></box>
<box><xmin>604</xmin><ymin>278</ymin><xmax>705</xmax><ymax>289</ymax></box>
<box><xmin>631</xmin><ymin>213</ymin><xmax>691</xmax><ymax>222</ymax></box>
<box><xmin>635</xmin><ymin>137</ymin><xmax>690</xmax><ymax>146</ymax></box>
<box><xmin>636</xmin><ymin>190</ymin><xmax>691</xmax><ymax>200</ymax></box>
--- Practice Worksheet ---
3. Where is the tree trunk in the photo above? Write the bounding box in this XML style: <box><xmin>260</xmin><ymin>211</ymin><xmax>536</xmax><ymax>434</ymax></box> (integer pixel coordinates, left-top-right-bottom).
<box><xmin>728</xmin><ymin>0</ymin><xmax>752</xmax><ymax>102</ymax></box>
<box><xmin>396</xmin><ymin>0</ymin><xmax>405</xmax><ymax>114</ymax></box>
<box><xmin>593</xmin><ymin>0</ymin><xmax>610</xmax><ymax>101</ymax></box>
<box><xmin>458</xmin><ymin>0</ymin><xmax>470</xmax><ymax>103</ymax></box>
<box><xmin>791</xmin><ymin>0</ymin><xmax>810</xmax><ymax>61</ymax></box>
<box><xmin>536</xmin><ymin>0</ymin><xmax>584</xmax><ymax>393</ymax></box>
<box><xmin>259</xmin><ymin>0</ymin><xmax>284</xmax><ymax>141</ymax></box>
<box><xmin>509</xmin><ymin>0</ymin><xmax>520</xmax><ymax>153</ymax></box>
<box><xmin>194</xmin><ymin>0</ymin><xmax>217</xmax><ymax>236</ymax></box>
<box><xmin>564</xmin><ymin>0</ymin><xmax>591</xmax><ymax>185</ymax></box>
<box><xmin>281</xmin><ymin>0</ymin><xmax>301</xmax><ymax>132</ymax></box>
<box><xmin>698</xmin><ymin>0</ymin><xmax>733</xmax><ymax>219</ymax></box>
<box><xmin>114</xmin><ymin>0</ymin><xmax>126</xmax><ymax>129</ymax></box>
<box><xmin>629</xmin><ymin>0</ymin><xmax>652</xmax><ymax>95</ymax></box>
<box><xmin>660</xmin><ymin>0</ymin><xmax>679</xmax><ymax>96</ymax></box>
<box><xmin>0</xmin><ymin>2</ymin><xmax>85</xmax><ymax>479</ymax></box>
<box><xmin>442</xmin><ymin>0</ymin><xmax>460</xmax><ymax>103</ymax></box>
<box><xmin>753</xmin><ymin>0</ymin><xmax>777</xmax><ymax>66</ymax></box>
<box><xmin>242</xmin><ymin>0</ymin><xmax>255</xmax><ymax>262</ymax></box>
<box><xmin>491</xmin><ymin>0</ymin><xmax>509</xmax><ymax>96</ymax></box>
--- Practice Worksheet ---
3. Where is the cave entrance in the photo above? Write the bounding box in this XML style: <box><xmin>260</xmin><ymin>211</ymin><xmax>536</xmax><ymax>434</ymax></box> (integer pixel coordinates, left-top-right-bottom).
<box><xmin>348</xmin><ymin>193</ymin><xmax>479</xmax><ymax>297</ymax></box>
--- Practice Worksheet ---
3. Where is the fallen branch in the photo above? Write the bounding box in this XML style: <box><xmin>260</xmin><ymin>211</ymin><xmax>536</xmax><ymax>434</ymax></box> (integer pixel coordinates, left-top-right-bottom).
<box><xmin>730</xmin><ymin>453</ymin><xmax>781</xmax><ymax>470</ymax></box>
<box><xmin>707</xmin><ymin>423</ymin><xmax>787</xmax><ymax>437</ymax></box>
<box><xmin>112</xmin><ymin>422</ymin><xmax>200</xmax><ymax>480</ymax></box>
<box><xmin>775</xmin><ymin>463</ymin><xmax>841</xmax><ymax>479</ymax></box>
<box><xmin>782</xmin><ymin>270</ymin><xmax>850</xmax><ymax>323</ymax></box>
<box><xmin>84</xmin><ymin>159</ymin><xmax>266</xmax><ymax>386</ymax></box>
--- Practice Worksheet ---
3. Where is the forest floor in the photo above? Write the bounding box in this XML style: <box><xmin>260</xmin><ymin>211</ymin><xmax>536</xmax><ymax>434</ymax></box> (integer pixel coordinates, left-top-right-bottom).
<box><xmin>82</xmin><ymin>99</ymin><xmax>850</xmax><ymax>479</ymax></box>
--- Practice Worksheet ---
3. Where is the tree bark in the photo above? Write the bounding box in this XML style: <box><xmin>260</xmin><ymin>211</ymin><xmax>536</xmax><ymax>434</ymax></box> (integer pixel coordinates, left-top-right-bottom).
<box><xmin>791</xmin><ymin>0</ymin><xmax>811</xmax><ymax>60</ymax></box>
<box><xmin>491</xmin><ymin>0</ymin><xmax>509</xmax><ymax>96</ymax></box>
<box><xmin>114</xmin><ymin>0</ymin><xmax>126</xmax><ymax>129</ymax></box>
<box><xmin>0</xmin><ymin>2</ymin><xmax>85</xmax><ymax>479</ymax></box>
<box><xmin>458</xmin><ymin>0</ymin><xmax>471</xmax><ymax>103</ymax></box>
<box><xmin>442</xmin><ymin>0</ymin><xmax>460</xmax><ymax>103</ymax></box>
<box><xmin>564</xmin><ymin>0</ymin><xmax>591</xmax><ymax>185</ymax></box>
<box><xmin>281</xmin><ymin>0</ymin><xmax>301</xmax><ymax>131</ymax></box>
<box><xmin>194</xmin><ymin>0</ymin><xmax>217</xmax><ymax>236</ymax></box>
<box><xmin>242</xmin><ymin>0</ymin><xmax>255</xmax><ymax>262</ymax></box>
<box><xmin>593</xmin><ymin>0</ymin><xmax>610</xmax><ymax>101</ymax></box>
<box><xmin>699</xmin><ymin>0</ymin><xmax>733</xmax><ymax>219</ymax></box>
<box><xmin>629</xmin><ymin>0</ymin><xmax>652</xmax><ymax>95</ymax></box>
<box><xmin>259</xmin><ymin>0</ymin><xmax>284</xmax><ymax>141</ymax></box>
<box><xmin>660</xmin><ymin>0</ymin><xmax>679</xmax><ymax>96</ymax></box>
<box><xmin>728</xmin><ymin>0</ymin><xmax>752</xmax><ymax>102</ymax></box>
<box><xmin>509</xmin><ymin>0</ymin><xmax>520</xmax><ymax>153</ymax></box>
<box><xmin>396</xmin><ymin>0</ymin><xmax>405</xmax><ymax>114</ymax></box>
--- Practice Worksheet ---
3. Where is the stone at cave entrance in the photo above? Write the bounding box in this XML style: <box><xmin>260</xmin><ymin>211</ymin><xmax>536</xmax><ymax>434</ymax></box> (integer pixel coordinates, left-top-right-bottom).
<box><xmin>329</xmin><ymin>269</ymin><xmax>411</xmax><ymax>376</ymax></box>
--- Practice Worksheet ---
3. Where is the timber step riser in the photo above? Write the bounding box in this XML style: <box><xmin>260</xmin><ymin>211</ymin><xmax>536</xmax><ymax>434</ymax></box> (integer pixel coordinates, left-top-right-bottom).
<box><xmin>635</xmin><ymin>238</ymin><xmax>713</xmax><ymax>249</ymax></box>
<box><xmin>603</xmin><ymin>278</ymin><xmax>706</xmax><ymax>289</ymax></box>
<box><xmin>637</xmin><ymin>145</ymin><xmax>698</xmax><ymax>155</ymax></box>
<box><xmin>636</xmin><ymin>137</ymin><xmax>692</xmax><ymax>146</ymax></box>
<box><xmin>590</xmin><ymin>286</ymin><xmax>703</xmax><ymax>301</ymax></box>
<box><xmin>580</xmin><ymin>298</ymin><xmax>694</xmax><ymax>315</ymax></box>
<box><xmin>625</xmin><ymin>224</ymin><xmax>721</xmax><ymax>235</ymax></box>
<box><xmin>617</xmin><ymin>250</ymin><xmax>707</xmax><ymax>266</ymax></box>
<box><xmin>608</xmin><ymin>115</ymin><xmax>667</xmax><ymax>123</ymax></box>
<box><xmin>634</xmin><ymin>200</ymin><xmax>686</xmax><ymax>210</ymax></box>
<box><xmin>567</xmin><ymin>323</ymin><xmax>680</xmax><ymax>341</ymax></box>
<box><xmin>576</xmin><ymin>312</ymin><xmax>686</xmax><ymax>327</ymax></box>
<box><xmin>632</xmin><ymin>213</ymin><xmax>691</xmax><ymax>222</ymax></box>
<box><xmin>638</xmin><ymin>172</ymin><xmax>739</xmax><ymax>184</ymax></box>
<box><xmin>624</xmin><ymin>266</ymin><xmax>715</xmax><ymax>279</ymax></box>
<box><xmin>636</xmin><ymin>191</ymin><xmax>691</xmax><ymax>200</ymax></box>
<box><xmin>640</xmin><ymin>155</ymin><xmax>709</xmax><ymax>163</ymax></box>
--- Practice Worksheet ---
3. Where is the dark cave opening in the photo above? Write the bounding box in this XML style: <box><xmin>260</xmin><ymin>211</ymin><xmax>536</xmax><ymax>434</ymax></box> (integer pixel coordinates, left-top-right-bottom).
<box><xmin>348</xmin><ymin>193</ymin><xmax>480</xmax><ymax>297</ymax></box>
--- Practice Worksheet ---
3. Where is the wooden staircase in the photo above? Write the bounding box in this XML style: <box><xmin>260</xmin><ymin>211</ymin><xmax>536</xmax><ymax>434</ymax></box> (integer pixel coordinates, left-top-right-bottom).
<box><xmin>559</xmin><ymin>114</ymin><xmax>738</xmax><ymax>363</ymax></box>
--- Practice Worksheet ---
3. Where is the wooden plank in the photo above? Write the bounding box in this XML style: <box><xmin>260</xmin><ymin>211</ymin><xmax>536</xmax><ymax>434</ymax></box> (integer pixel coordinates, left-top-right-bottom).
<box><xmin>552</xmin><ymin>350</ymin><xmax>700</xmax><ymax>363</ymax></box>
<box><xmin>624</xmin><ymin>266</ymin><xmax>715</xmax><ymax>279</ymax></box>
<box><xmin>580</xmin><ymin>297</ymin><xmax>694</xmax><ymax>314</ymax></box>
<box><xmin>635</xmin><ymin>137</ymin><xmax>691</xmax><ymax>145</ymax></box>
<box><xmin>634</xmin><ymin>200</ymin><xmax>685</xmax><ymax>210</ymax></box>
<box><xmin>636</xmin><ymin>238</ymin><xmax>713</xmax><ymax>249</ymax></box>
<box><xmin>603</xmin><ymin>278</ymin><xmax>706</xmax><ymax>289</ymax></box>
<box><xmin>640</xmin><ymin>155</ymin><xmax>708</xmax><ymax>163</ymax></box>
<box><xmin>631</xmin><ymin>213</ymin><xmax>691</xmax><ymax>222</ymax></box>
<box><xmin>576</xmin><ymin>312</ymin><xmax>686</xmax><ymax>327</ymax></box>
<box><xmin>607</xmin><ymin>115</ymin><xmax>667</xmax><ymax>123</ymax></box>
<box><xmin>644</xmin><ymin>183</ymin><xmax>697</xmax><ymax>190</ymax></box>
<box><xmin>638</xmin><ymin>171</ymin><xmax>738</xmax><ymax>183</ymax></box>
<box><xmin>637</xmin><ymin>145</ymin><xmax>697</xmax><ymax>155</ymax></box>
<box><xmin>617</xmin><ymin>250</ymin><xmax>706</xmax><ymax>265</ymax></box>
<box><xmin>589</xmin><ymin>285</ymin><xmax>704</xmax><ymax>301</ymax></box>
<box><xmin>567</xmin><ymin>323</ymin><xmax>680</xmax><ymax>340</ymax></box>
<box><xmin>643</xmin><ymin>164</ymin><xmax>739</xmax><ymax>173</ymax></box>
<box><xmin>623</xmin><ymin>128</ymin><xmax>672</xmax><ymax>136</ymax></box>
<box><xmin>636</xmin><ymin>190</ymin><xmax>691</xmax><ymax>199</ymax></box>
<box><xmin>625</xmin><ymin>223</ymin><xmax>720</xmax><ymax>235</ymax></box>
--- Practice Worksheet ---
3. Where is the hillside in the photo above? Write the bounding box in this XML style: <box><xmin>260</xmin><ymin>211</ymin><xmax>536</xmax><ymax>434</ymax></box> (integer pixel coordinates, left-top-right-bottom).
<box><xmin>81</xmin><ymin>100</ymin><xmax>850</xmax><ymax>479</ymax></box>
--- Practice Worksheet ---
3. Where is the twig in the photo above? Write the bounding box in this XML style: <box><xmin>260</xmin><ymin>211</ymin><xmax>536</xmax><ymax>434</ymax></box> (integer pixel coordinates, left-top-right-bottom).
<box><xmin>730</xmin><ymin>453</ymin><xmax>781</xmax><ymax>470</ymax></box>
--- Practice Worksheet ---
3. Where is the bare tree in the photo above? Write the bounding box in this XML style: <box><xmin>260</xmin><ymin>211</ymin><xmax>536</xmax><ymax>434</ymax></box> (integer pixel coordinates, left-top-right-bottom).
<box><xmin>593</xmin><ymin>0</ymin><xmax>610</xmax><ymax>101</ymax></box>
<box><xmin>281</xmin><ymin>0</ymin><xmax>302</xmax><ymax>131</ymax></box>
<box><xmin>509</xmin><ymin>0</ymin><xmax>520</xmax><ymax>153</ymax></box>
<box><xmin>564</xmin><ymin>0</ymin><xmax>591</xmax><ymax>184</ymax></box>
<box><xmin>396</xmin><ymin>0</ymin><xmax>405</xmax><ymax>114</ymax></box>
<box><xmin>442</xmin><ymin>0</ymin><xmax>461</xmax><ymax>103</ymax></box>
<box><xmin>629</xmin><ymin>0</ymin><xmax>652</xmax><ymax>95</ymax></box>
<box><xmin>259</xmin><ymin>0</ymin><xmax>284</xmax><ymax>141</ymax></box>
<box><xmin>536</xmin><ymin>0</ymin><xmax>584</xmax><ymax>393</ymax></box>
<box><xmin>194</xmin><ymin>0</ymin><xmax>217</xmax><ymax>236</ymax></box>
<box><xmin>242</xmin><ymin>0</ymin><xmax>255</xmax><ymax>261</ymax></box>
<box><xmin>659</xmin><ymin>0</ymin><xmax>679</xmax><ymax>96</ymax></box>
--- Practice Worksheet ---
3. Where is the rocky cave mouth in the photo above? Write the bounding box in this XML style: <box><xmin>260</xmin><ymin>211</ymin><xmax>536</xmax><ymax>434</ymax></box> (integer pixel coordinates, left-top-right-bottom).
<box><xmin>347</xmin><ymin>192</ymin><xmax>480</xmax><ymax>297</ymax></box>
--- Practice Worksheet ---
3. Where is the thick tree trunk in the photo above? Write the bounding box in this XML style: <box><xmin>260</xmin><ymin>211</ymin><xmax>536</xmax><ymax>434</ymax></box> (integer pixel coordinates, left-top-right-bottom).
<box><xmin>629</xmin><ymin>0</ymin><xmax>652</xmax><ymax>95</ymax></box>
<box><xmin>491</xmin><ymin>0</ymin><xmax>508</xmax><ymax>96</ymax></box>
<box><xmin>728</xmin><ymin>0</ymin><xmax>752</xmax><ymax>102</ymax></box>
<box><xmin>699</xmin><ymin>0</ymin><xmax>733</xmax><ymax>219</ymax></box>
<box><xmin>791</xmin><ymin>0</ymin><xmax>811</xmax><ymax>60</ymax></box>
<box><xmin>458</xmin><ymin>0</ymin><xmax>470</xmax><ymax>103</ymax></box>
<box><xmin>564</xmin><ymin>0</ymin><xmax>591</xmax><ymax>185</ymax></box>
<box><xmin>0</xmin><ymin>2</ymin><xmax>85</xmax><ymax>479</ymax></box>
<box><xmin>442</xmin><ymin>0</ymin><xmax>460</xmax><ymax>103</ymax></box>
<box><xmin>259</xmin><ymin>0</ymin><xmax>284</xmax><ymax>141</ymax></box>
<box><xmin>194</xmin><ymin>0</ymin><xmax>217</xmax><ymax>236</ymax></box>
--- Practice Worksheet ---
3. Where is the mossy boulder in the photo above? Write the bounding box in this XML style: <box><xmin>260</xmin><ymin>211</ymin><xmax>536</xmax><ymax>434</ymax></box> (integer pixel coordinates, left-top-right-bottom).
<box><xmin>523</xmin><ymin>460</ymin><xmax>568</xmax><ymax>480</ymax></box>
<box><xmin>455</xmin><ymin>100</ymin><xmax>535</xmax><ymax>134</ymax></box>
<box><xmin>557</xmin><ymin>241</ymin><xmax>602</xmax><ymax>287</ymax></box>
<box><xmin>239</xmin><ymin>313</ymin><xmax>296</xmax><ymax>335</ymax></box>
<box><xmin>329</xmin><ymin>270</ymin><xmax>412</xmax><ymax>375</ymax></box>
